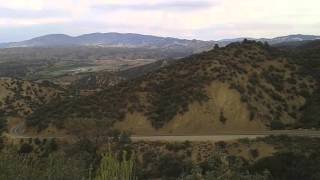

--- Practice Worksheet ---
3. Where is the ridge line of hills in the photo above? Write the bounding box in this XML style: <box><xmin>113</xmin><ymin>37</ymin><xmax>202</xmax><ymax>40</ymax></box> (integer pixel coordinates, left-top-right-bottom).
<box><xmin>1</xmin><ymin>32</ymin><xmax>319</xmax><ymax>49</ymax></box>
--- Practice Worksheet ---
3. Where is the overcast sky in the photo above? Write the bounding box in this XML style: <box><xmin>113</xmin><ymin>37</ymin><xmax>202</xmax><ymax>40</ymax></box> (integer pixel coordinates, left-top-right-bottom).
<box><xmin>0</xmin><ymin>0</ymin><xmax>319</xmax><ymax>42</ymax></box>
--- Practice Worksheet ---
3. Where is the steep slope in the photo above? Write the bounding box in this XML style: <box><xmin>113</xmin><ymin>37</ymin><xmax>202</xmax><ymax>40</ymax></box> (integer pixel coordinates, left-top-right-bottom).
<box><xmin>0</xmin><ymin>78</ymin><xmax>64</xmax><ymax>117</ymax></box>
<box><xmin>278</xmin><ymin>40</ymin><xmax>320</xmax><ymax>128</ymax></box>
<box><xmin>27</xmin><ymin>41</ymin><xmax>317</xmax><ymax>134</ymax></box>
<box><xmin>278</xmin><ymin>40</ymin><xmax>320</xmax><ymax>79</ymax></box>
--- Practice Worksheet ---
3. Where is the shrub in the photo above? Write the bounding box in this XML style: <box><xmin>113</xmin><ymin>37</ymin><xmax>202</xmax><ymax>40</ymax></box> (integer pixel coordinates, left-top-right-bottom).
<box><xmin>270</xmin><ymin>121</ymin><xmax>286</xmax><ymax>130</ymax></box>
<box><xmin>18</xmin><ymin>143</ymin><xmax>33</xmax><ymax>154</ymax></box>
<box><xmin>165</xmin><ymin>142</ymin><xmax>191</xmax><ymax>152</ymax></box>
<box><xmin>158</xmin><ymin>154</ymin><xmax>191</xmax><ymax>179</ymax></box>
<box><xmin>250</xmin><ymin>149</ymin><xmax>260</xmax><ymax>159</ymax></box>
<box><xmin>215</xmin><ymin>141</ymin><xmax>227</xmax><ymax>150</ymax></box>
<box><xmin>0</xmin><ymin>151</ymin><xmax>89</xmax><ymax>179</ymax></box>
<box><xmin>250</xmin><ymin>152</ymin><xmax>320</xmax><ymax>180</ymax></box>
<box><xmin>94</xmin><ymin>151</ymin><xmax>136</xmax><ymax>180</ymax></box>
<box><xmin>220</xmin><ymin>111</ymin><xmax>227</xmax><ymax>124</ymax></box>
<box><xmin>34</xmin><ymin>138</ymin><xmax>41</xmax><ymax>145</ymax></box>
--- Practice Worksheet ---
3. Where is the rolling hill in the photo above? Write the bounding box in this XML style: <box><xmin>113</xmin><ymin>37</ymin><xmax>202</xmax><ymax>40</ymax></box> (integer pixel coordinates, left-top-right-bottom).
<box><xmin>0</xmin><ymin>33</ymin><xmax>215</xmax><ymax>53</ymax></box>
<box><xmin>26</xmin><ymin>40</ymin><xmax>318</xmax><ymax>134</ymax></box>
<box><xmin>0</xmin><ymin>78</ymin><xmax>64</xmax><ymax>117</ymax></box>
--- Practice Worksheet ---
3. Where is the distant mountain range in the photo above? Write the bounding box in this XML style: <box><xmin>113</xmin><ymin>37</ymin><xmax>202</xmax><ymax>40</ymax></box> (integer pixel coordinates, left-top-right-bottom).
<box><xmin>0</xmin><ymin>33</ymin><xmax>213</xmax><ymax>52</ymax></box>
<box><xmin>0</xmin><ymin>33</ymin><xmax>319</xmax><ymax>49</ymax></box>
<box><xmin>217</xmin><ymin>34</ymin><xmax>320</xmax><ymax>46</ymax></box>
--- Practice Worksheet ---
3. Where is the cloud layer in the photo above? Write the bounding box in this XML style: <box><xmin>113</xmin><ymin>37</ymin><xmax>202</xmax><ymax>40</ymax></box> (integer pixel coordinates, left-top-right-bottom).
<box><xmin>0</xmin><ymin>0</ymin><xmax>319</xmax><ymax>42</ymax></box>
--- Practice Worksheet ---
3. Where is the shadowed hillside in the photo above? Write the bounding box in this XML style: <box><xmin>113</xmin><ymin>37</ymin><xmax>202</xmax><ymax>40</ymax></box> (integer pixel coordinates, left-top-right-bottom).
<box><xmin>279</xmin><ymin>40</ymin><xmax>320</xmax><ymax>128</ymax></box>
<box><xmin>26</xmin><ymin>41</ymin><xmax>317</xmax><ymax>134</ymax></box>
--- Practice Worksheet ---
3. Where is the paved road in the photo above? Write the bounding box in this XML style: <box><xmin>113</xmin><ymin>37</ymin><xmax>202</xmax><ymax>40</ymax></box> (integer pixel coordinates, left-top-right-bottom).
<box><xmin>131</xmin><ymin>131</ymin><xmax>320</xmax><ymax>141</ymax></box>
<box><xmin>131</xmin><ymin>135</ymin><xmax>267</xmax><ymax>142</ymax></box>
<box><xmin>8</xmin><ymin>122</ymin><xmax>320</xmax><ymax>142</ymax></box>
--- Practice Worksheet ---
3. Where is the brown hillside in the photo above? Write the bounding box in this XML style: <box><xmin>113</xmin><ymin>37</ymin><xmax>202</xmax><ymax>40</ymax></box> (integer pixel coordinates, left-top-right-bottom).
<box><xmin>0</xmin><ymin>78</ymin><xmax>64</xmax><ymax>117</ymax></box>
<box><xmin>27</xmin><ymin>41</ymin><xmax>317</xmax><ymax>134</ymax></box>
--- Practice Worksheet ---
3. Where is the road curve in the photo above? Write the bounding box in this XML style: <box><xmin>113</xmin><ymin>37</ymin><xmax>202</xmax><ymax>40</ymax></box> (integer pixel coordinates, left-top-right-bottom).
<box><xmin>7</xmin><ymin>122</ymin><xmax>320</xmax><ymax>142</ymax></box>
<box><xmin>9</xmin><ymin>122</ymin><xmax>25</xmax><ymax>138</ymax></box>
<box><xmin>7</xmin><ymin>122</ymin><xmax>64</xmax><ymax>139</ymax></box>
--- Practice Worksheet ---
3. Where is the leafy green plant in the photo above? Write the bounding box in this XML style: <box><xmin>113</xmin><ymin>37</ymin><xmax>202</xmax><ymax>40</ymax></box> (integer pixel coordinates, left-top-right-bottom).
<box><xmin>94</xmin><ymin>151</ymin><xmax>136</xmax><ymax>180</ymax></box>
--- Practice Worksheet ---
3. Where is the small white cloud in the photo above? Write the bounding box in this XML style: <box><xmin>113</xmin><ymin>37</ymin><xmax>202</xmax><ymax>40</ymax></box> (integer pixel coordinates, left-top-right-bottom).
<box><xmin>0</xmin><ymin>17</ymin><xmax>71</xmax><ymax>27</ymax></box>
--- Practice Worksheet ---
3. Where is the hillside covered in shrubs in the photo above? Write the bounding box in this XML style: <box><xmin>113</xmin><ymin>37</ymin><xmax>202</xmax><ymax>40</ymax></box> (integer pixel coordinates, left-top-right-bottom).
<box><xmin>27</xmin><ymin>40</ymin><xmax>318</xmax><ymax>133</ymax></box>
<box><xmin>279</xmin><ymin>40</ymin><xmax>320</xmax><ymax>128</ymax></box>
<box><xmin>0</xmin><ymin>78</ymin><xmax>64</xmax><ymax>117</ymax></box>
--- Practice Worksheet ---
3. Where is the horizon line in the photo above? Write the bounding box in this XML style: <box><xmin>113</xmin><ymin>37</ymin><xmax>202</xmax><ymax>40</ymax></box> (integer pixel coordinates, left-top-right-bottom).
<box><xmin>1</xmin><ymin>32</ymin><xmax>320</xmax><ymax>44</ymax></box>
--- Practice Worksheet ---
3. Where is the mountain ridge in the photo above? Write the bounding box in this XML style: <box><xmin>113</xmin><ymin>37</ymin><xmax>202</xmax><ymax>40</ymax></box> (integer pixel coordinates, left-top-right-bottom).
<box><xmin>0</xmin><ymin>32</ymin><xmax>213</xmax><ymax>51</ymax></box>
<box><xmin>1</xmin><ymin>33</ymin><xmax>319</xmax><ymax>49</ymax></box>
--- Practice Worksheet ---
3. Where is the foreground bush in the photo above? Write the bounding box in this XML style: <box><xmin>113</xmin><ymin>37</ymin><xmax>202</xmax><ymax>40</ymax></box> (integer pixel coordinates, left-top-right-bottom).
<box><xmin>0</xmin><ymin>151</ymin><xmax>88</xmax><ymax>180</ymax></box>
<box><xmin>0</xmin><ymin>149</ymin><xmax>136</xmax><ymax>180</ymax></box>
<box><xmin>93</xmin><ymin>151</ymin><xmax>136</xmax><ymax>180</ymax></box>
